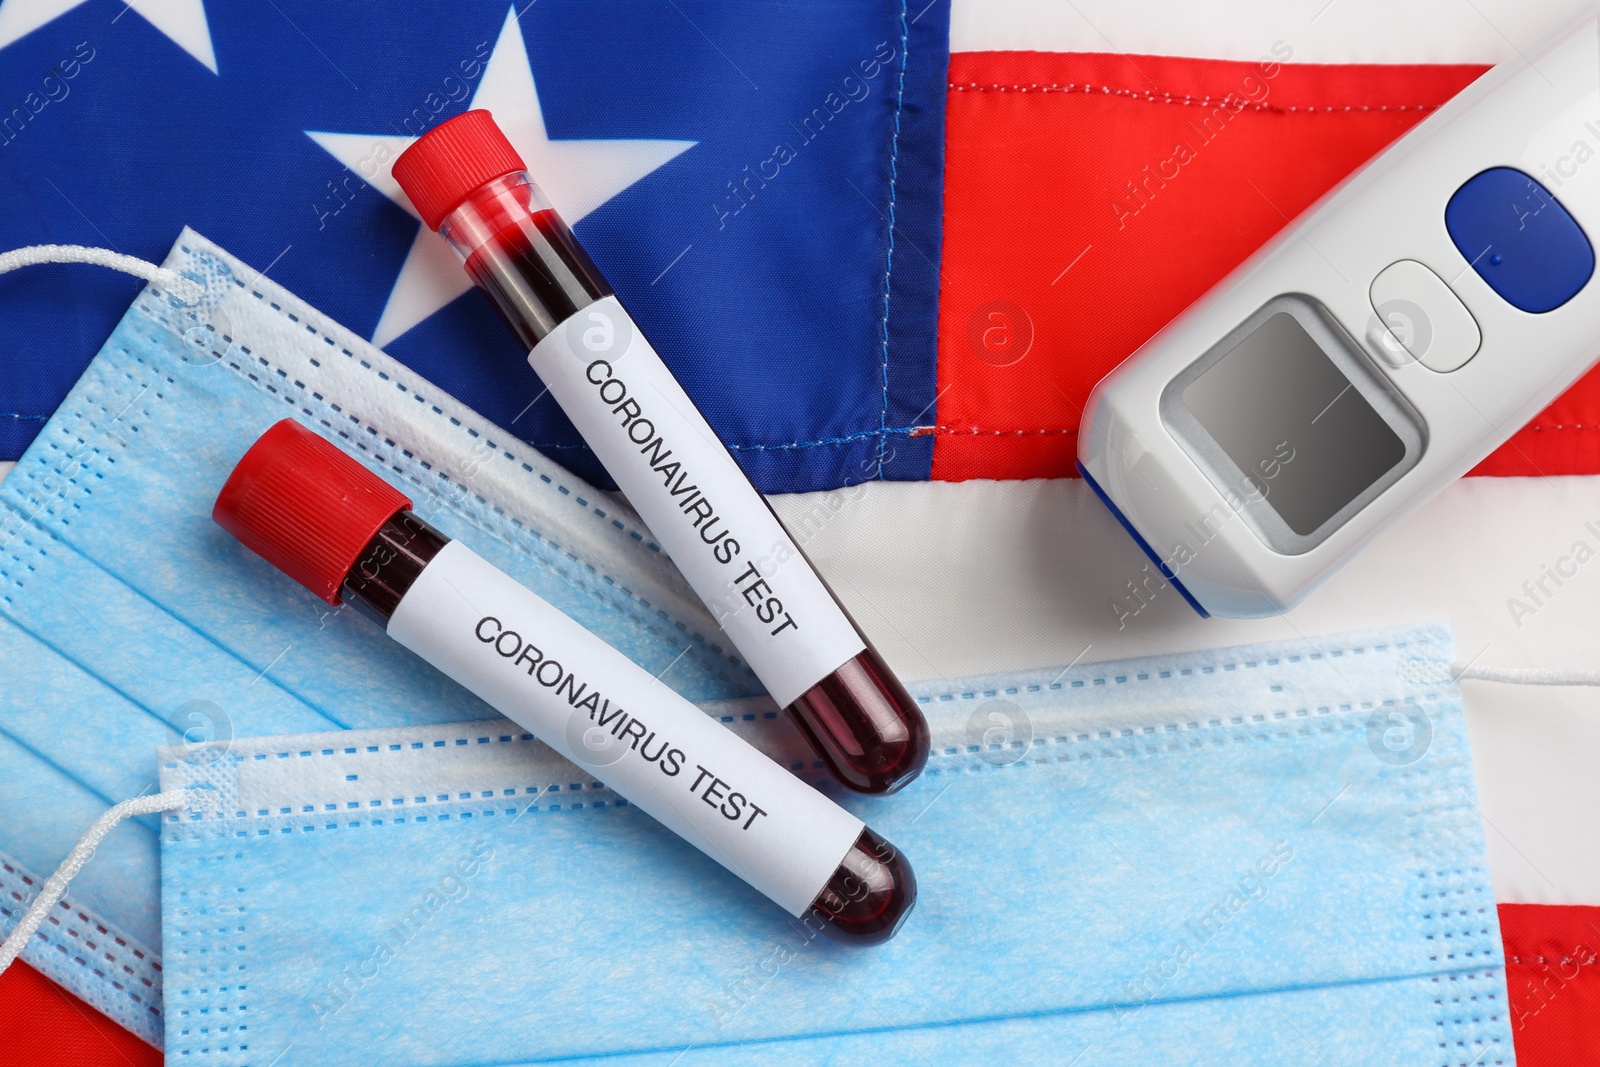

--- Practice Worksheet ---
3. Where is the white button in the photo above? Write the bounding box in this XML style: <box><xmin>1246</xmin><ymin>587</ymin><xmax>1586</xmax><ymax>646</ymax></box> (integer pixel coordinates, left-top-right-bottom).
<box><xmin>1369</xmin><ymin>259</ymin><xmax>1481</xmax><ymax>372</ymax></box>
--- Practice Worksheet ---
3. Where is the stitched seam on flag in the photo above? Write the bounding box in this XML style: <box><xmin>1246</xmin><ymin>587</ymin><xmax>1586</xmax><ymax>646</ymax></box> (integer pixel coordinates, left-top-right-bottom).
<box><xmin>729</xmin><ymin>426</ymin><xmax>918</xmax><ymax>451</ymax></box>
<box><xmin>513</xmin><ymin>426</ymin><xmax>924</xmax><ymax>453</ymax></box>
<box><xmin>918</xmin><ymin>422</ymin><xmax>1600</xmax><ymax>436</ymax></box>
<box><xmin>415</xmin><ymin>419</ymin><xmax>1600</xmax><ymax>457</ymax></box>
<box><xmin>516</xmin><ymin>420</ymin><xmax>1600</xmax><ymax>446</ymax></box>
<box><xmin>947</xmin><ymin>82</ymin><xmax>1447</xmax><ymax>114</ymax></box>
<box><xmin>875</xmin><ymin>0</ymin><xmax>911</xmax><ymax>480</ymax></box>
<box><xmin>915</xmin><ymin>426</ymin><xmax>1079</xmax><ymax>437</ymax></box>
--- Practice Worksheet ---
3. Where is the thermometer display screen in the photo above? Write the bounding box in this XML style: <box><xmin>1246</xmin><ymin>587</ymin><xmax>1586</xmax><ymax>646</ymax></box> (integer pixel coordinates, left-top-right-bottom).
<box><xmin>1182</xmin><ymin>312</ymin><xmax>1406</xmax><ymax>536</ymax></box>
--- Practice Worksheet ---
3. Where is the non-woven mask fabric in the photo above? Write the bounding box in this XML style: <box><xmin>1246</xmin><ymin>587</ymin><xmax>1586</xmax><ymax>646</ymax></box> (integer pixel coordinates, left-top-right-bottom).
<box><xmin>158</xmin><ymin>623</ymin><xmax>1513</xmax><ymax>1067</ymax></box>
<box><xmin>0</xmin><ymin>229</ymin><xmax>761</xmax><ymax>1043</ymax></box>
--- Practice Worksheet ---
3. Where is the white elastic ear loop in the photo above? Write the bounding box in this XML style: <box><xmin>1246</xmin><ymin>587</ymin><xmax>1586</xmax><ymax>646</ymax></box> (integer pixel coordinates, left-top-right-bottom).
<box><xmin>0</xmin><ymin>244</ymin><xmax>204</xmax><ymax>304</ymax></box>
<box><xmin>1406</xmin><ymin>658</ymin><xmax>1600</xmax><ymax>687</ymax></box>
<box><xmin>1453</xmin><ymin>663</ymin><xmax>1600</xmax><ymax>686</ymax></box>
<box><xmin>0</xmin><ymin>788</ymin><xmax>214</xmax><ymax>976</ymax></box>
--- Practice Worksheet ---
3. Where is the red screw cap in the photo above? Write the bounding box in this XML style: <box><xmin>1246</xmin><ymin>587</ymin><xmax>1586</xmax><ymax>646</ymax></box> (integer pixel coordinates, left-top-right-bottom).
<box><xmin>392</xmin><ymin>110</ymin><xmax>527</xmax><ymax>231</ymax></box>
<box><xmin>213</xmin><ymin>419</ymin><xmax>412</xmax><ymax>605</ymax></box>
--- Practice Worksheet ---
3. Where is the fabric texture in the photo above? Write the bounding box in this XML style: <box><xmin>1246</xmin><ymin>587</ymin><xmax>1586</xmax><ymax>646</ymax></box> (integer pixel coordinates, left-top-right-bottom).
<box><xmin>947</xmin><ymin>0</ymin><xmax>1591</xmax><ymax>62</ymax></box>
<box><xmin>767</xmin><ymin>472</ymin><xmax>1600</xmax><ymax>907</ymax></box>
<box><xmin>157</xmin><ymin>623</ymin><xmax>1510</xmax><ymax>1066</ymax></box>
<box><xmin>0</xmin><ymin>850</ymin><xmax>165</xmax><ymax>1042</ymax></box>
<box><xmin>935</xmin><ymin>49</ymin><xmax>1600</xmax><ymax>481</ymax></box>
<box><xmin>936</xmin><ymin>49</ymin><xmax>1476</xmax><ymax>479</ymax></box>
<box><xmin>1501</xmin><ymin>903</ymin><xmax>1600</xmax><ymax>1063</ymax></box>
<box><xmin>2</xmin><ymin>1</ymin><xmax>1595</xmax><ymax>1058</ymax></box>
<box><xmin>8</xmin><ymin>5</ymin><xmax>1600</xmax><ymax>500</ymax></box>
<box><xmin>0</xmin><ymin>954</ymin><xmax>161</xmax><ymax>1067</ymax></box>
<box><xmin>0</xmin><ymin>230</ymin><xmax>764</xmax><ymax>1042</ymax></box>
<box><xmin>0</xmin><ymin>1</ymin><xmax>949</xmax><ymax>491</ymax></box>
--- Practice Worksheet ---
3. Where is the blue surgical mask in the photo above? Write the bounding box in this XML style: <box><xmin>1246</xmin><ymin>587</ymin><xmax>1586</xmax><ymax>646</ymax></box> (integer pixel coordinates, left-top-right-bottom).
<box><xmin>156</xmin><ymin>623</ymin><xmax>1513</xmax><ymax>1065</ymax></box>
<box><xmin>0</xmin><ymin>230</ymin><xmax>761</xmax><ymax>1044</ymax></box>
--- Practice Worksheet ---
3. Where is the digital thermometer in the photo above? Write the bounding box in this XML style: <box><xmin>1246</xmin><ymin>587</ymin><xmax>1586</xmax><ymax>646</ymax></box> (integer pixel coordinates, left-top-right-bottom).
<box><xmin>1079</xmin><ymin>14</ymin><xmax>1600</xmax><ymax>618</ymax></box>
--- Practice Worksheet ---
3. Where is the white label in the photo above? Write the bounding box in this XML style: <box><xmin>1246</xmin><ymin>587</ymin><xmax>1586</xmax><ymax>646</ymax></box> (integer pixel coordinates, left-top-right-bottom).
<box><xmin>387</xmin><ymin>541</ymin><xmax>864</xmax><ymax>918</ymax></box>
<box><xmin>529</xmin><ymin>296</ymin><xmax>865</xmax><ymax>707</ymax></box>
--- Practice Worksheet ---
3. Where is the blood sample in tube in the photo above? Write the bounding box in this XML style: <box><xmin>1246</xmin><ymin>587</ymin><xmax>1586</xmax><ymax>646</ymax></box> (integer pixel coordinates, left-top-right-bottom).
<box><xmin>212</xmin><ymin>418</ymin><xmax>915</xmax><ymax>944</ymax></box>
<box><xmin>392</xmin><ymin>111</ymin><xmax>929</xmax><ymax>794</ymax></box>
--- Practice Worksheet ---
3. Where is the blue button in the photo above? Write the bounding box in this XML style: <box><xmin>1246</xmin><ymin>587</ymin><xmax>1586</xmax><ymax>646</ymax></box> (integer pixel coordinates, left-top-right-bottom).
<box><xmin>1444</xmin><ymin>167</ymin><xmax>1593</xmax><ymax>313</ymax></box>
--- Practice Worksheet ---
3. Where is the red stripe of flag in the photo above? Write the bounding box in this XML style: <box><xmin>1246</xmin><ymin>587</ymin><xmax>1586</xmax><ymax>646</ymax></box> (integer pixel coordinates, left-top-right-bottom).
<box><xmin>1501</xmin><ymin>903</ymin><xmax>1600</xmax><ymax>1064</ymax></box>
<box><xmin>934</xmin><ymin>50</ymin><xmax>1600</xmax><ymax>481</ymax></box>
<box><xmin>0</xmin><ymin>959</ymin><xmax>161</xmax><ymax>1065</ymax></box>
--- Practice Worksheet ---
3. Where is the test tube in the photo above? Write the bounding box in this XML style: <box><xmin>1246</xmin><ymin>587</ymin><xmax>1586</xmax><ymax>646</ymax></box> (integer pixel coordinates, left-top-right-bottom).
<box><xmin>391</xmin><ymin>110</ymin><xmax>930</xmax><ymax>795</ymax></box>
<box><xmin>212</xmin><ymin>419</ymin><xmax>915</xmax><ymax>944</ymax></box>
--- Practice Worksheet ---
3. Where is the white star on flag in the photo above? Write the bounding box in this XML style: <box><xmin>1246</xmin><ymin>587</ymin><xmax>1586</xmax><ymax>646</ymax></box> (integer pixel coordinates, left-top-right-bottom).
<box><xmin>0</xmin><ymin>0</ymin><xmax>216</xmax><ymax>72</ymax></box>
<box><xmin>308</xmin><ymin>5</ymin><xmax>695</xmax><ymax>348</ymax></box>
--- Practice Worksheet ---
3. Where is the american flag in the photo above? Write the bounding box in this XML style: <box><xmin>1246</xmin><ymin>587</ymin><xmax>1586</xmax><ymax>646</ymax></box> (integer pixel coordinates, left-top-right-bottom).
<box><xmin>1</xmin><ymin>0</ymin><xmax>1597</xmax><ymax>1062</ymax></box>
